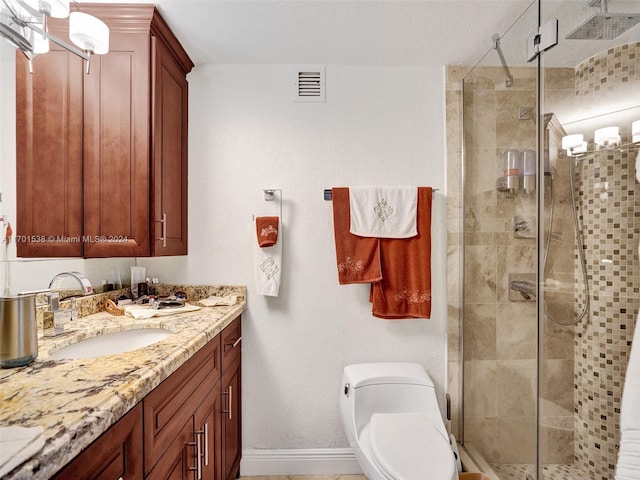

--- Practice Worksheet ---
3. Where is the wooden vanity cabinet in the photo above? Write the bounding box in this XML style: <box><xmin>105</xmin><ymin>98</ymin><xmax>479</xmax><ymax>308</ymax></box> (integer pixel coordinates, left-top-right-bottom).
<box><xmin>220</xmin><ymin>316</ymin><xmax>242</xmax><ymax>480</ymax></box>
<box><xmin>144</xmin><ymin>334</ymin><xmax>222</xmax><ymax>478</ymax></box>
<box><xmin>16</xmin><ymin>4</ymin><xmax>193</xmax><ymax>258</ymax></box>
<box><xmin>52</xmin><ymin>403</ymin><xmax>143</xmax><ymax>480</ymax></box>
<box><xmin>49</xmin><ymin>317</ymin><xmax>241</xmax><ymax>480</ymax></box>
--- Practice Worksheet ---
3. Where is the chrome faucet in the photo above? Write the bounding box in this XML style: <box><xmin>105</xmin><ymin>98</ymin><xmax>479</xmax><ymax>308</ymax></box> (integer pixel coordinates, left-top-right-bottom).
<box><xmin>509</xmin><ymin>280</ymin><xmax>537</xmax><ymax>300</ymax></box>
<box><xmin>17</xmin><ymin>272</ymin><xmax>92</xmax><ymax>337</ymax></box>
<box><xmin>44</xmin><ymin>291</ymin><xmax>66</xmax><ymax>337</ymax></box>
<box><xmin>49</xmin><ymin>271</ymin><xmax>94</xmax><ymax>297</ymax></box>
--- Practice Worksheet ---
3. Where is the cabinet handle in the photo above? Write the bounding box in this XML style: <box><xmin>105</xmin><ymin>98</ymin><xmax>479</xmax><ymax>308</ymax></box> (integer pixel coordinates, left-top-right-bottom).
<box><xmin>196</xmin><ymin>429</ymin><xmax>202</xmax><ymax>480</ymax></box>
<box><xmin>195</xmin><ymin>423</ymin><xmax>209</xmax><ymax>468</ymax></box>
<box><xmin>203</xmin><ymin>422</ymin><xmax>209</xmax><ymax>466</ymax></box>
<box><xmin>225</xmin><ymin>336</ymin><xmax>242</xmax><ymax>351</ymax></box>
<box><xmin>156</xmin><ymin>213</ymin><xmax>167</xmax><ymax>248</ymax></box>
<box><xmin>222</xmin><ymin>385</ymin><xmax>233</xmax><ymax>420</ymax></box>
<box><xmin>187</xmin><ymin>435</ymin><xmax>202</xmax><ymax>480</ymax></box>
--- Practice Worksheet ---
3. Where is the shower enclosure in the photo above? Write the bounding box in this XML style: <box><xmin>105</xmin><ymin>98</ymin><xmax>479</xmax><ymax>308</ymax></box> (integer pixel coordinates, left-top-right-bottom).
<box><xmin>446</xmin><ymin>1</ymin><xmax>640</xmax><ymax>479</ymax></box>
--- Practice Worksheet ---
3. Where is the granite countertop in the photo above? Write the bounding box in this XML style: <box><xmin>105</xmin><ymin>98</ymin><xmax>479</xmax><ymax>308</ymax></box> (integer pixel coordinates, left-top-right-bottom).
<box><xmin>0</xmin><ymin>285</ymin><xmax>247</xmax><ymax>480</ymax></box>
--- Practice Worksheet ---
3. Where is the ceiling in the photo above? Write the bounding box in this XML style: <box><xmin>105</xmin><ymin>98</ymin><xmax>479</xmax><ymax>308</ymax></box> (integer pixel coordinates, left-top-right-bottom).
<box><xmin>73</xmin><ymin>0</ymin><xmax>639</xmax><ymax>69</ymax></box>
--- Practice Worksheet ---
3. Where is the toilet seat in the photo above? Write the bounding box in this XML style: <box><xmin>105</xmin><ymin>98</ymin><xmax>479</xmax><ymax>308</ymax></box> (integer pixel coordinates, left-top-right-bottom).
<box><xmin>369</xmin><ymin>412</ymin><xmax>456</xmax><ymax>480</ymax></box>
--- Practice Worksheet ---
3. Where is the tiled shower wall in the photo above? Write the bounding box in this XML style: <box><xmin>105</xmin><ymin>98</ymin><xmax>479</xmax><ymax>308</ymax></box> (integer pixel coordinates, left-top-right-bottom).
<box><xmin>446</xmin><ymin>41</ymin><xmax>640</xmax><ymax>478</ymax></box>
<box><xmin>572</xmin><ymin>42</ymin><xmax>640</xmax><ymax>480</ymax></box>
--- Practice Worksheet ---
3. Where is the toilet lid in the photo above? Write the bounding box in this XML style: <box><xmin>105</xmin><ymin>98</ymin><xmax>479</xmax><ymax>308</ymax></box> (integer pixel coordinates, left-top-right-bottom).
<box><xmin>369</xmin><ymin>412</ymin><xmax>456</xmax><ymax>480</ymax></box>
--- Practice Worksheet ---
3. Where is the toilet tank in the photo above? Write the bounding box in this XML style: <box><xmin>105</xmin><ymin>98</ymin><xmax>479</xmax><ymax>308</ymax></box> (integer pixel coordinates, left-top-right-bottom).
<box><xmin>340</xmin><ymin>363</ymin><xmax>445</xmax><ymax>440</ymax></box>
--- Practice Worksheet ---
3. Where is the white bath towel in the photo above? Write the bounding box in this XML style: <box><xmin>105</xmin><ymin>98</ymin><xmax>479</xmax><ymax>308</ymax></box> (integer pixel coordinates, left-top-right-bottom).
<box><xmin>254</xmin><ymin>217</ymin><xmax>282</xmax><ymax>297</ymax></box>
<box><xmin>616</xmin><ymin>260</ymin><xmax>640</xmax><ymax>479</ymax></box>
<box><xmin>349</xmin><ymin>186</ymin><xmax>418</xmax><ymax>238</ymax></box>
<box><xmin>0</xmin><ymin>425</ymin><xmax>45</xmax><ymax>477</ymax></box>
<box><xmin>197</xmin><ymin>295</ymin><xmax>238</xmax><ymax>307</ymax></box>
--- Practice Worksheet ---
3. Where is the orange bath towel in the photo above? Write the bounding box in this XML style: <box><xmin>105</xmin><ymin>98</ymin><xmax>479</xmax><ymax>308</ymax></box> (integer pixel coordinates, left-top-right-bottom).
<box><xmin>332</xmin><ymin>188</ymin><xmax>382</xmax><ymax>284</ymax></box>
<box><xmin>370</xmin><ymin>187</ymin><xmax>432</xmax><ymax>319</ymax></box>
<box><xmin>256</xmin><ymin>216</ymin><xmax>279</xmax><ymax>247</ymax></box>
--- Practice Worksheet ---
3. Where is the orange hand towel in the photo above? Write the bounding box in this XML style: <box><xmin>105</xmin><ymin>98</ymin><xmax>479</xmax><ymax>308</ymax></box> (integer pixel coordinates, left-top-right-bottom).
<box><xmin>370</xmin><ymin>187</ymin><xmax>432</xmax><ymax>319</ymax></box>
<box><xmin>256</xmin><ymin>216</ymin><xmax>279</xmax><ymax>247</ymax></box>
<box><xmin>332</xmin><ymin>188</ymin><xmax>382</xmax><ymax>285</ymax></box>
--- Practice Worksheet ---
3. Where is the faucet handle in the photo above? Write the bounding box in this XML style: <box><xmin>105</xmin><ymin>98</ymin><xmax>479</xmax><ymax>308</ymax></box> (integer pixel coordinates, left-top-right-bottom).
<box><xmin>48</xmin><ymin>291</ymin><xmax>60</xmax><ymax>312</ymax></box>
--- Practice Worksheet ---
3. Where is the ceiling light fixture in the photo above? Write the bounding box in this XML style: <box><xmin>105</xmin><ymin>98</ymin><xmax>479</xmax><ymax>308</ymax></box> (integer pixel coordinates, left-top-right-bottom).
<box><xmin>0</xmin><ymin>0</ymin><xmax>109</xmax><ymax>74</ymax></box>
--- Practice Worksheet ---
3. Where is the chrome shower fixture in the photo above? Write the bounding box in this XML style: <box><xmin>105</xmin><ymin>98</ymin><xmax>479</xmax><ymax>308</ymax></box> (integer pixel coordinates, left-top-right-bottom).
<box><xmin>492</xmin><ymin>33</ymin><xmax>513</xmax><ymax>87</ymax></box>
<box><xmin>566</xmin><ymin>0</ymin><xmax>640</xmax><ymax>40</ymax></box>
<box><xmin>510</xmin><ymin>280</ymin><xmax>537</xmax><ymax>300</ymax></box>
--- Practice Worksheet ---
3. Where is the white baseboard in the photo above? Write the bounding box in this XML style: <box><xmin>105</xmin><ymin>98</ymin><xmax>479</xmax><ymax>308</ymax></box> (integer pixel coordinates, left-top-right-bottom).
<box><xmin>240</xmin><ymin>448</ymin><xmax>363</xmax><ymax>476</ymax></box>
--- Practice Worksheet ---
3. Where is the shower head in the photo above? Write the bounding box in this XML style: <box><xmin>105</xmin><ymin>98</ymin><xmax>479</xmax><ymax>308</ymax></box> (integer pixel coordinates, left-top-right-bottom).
<box><xmin>566</xmin><ymin>0</ymin><xmax>640</xmax><ymax>39</ymax></box>
<box><xmin>566</xmin><ymin>13</ymin><xmax>640</xmax><ymax>39</ymax></box>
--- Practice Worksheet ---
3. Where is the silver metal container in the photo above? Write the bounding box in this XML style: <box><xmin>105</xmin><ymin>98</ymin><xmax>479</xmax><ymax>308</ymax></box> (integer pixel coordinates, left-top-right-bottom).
<box><xmin>0</xmin><ymin>295</ymin><xmax>38</xmax><ymax>368</ymax></box>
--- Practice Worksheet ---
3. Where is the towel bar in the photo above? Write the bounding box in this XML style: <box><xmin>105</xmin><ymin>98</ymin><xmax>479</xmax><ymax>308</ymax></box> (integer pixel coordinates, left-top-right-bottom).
<box><xmin>323</xmin><ymin>187</ymin><xmax>438</xmax><ymax>200</ymax></box>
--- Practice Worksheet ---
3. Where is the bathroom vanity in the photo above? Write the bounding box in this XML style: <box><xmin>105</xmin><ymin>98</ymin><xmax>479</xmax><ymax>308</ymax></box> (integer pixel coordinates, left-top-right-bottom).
<box><xmin>0</xmin><ymin>286</ymin><xmax>245</xmax><ymax>480</ymax></box>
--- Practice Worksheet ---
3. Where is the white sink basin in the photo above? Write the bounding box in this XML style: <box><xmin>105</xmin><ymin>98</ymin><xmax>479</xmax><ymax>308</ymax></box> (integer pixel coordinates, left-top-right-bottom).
<box><xmin>52</xmin><ymin>328</ymin><xmax>173</xmax><ymax>360</ymax></box>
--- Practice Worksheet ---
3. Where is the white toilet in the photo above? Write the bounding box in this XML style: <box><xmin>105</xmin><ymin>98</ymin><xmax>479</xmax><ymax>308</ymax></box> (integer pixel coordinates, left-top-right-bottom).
<box><xmin>339</xmin><ymin>362</ymin><xmax>458</xmax><ymax>480</ymax></box>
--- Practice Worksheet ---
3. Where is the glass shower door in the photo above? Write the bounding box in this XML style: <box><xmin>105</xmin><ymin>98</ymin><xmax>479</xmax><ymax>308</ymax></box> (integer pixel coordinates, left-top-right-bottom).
<box><xmin>461</xmin><ymin>2</ymin><xmax>540</xmax><ymax>478</ymax></box>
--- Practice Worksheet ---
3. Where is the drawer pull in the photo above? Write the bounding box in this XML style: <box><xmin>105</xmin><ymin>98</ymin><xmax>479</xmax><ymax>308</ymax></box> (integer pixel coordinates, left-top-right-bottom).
<box><xmin>222</xmin><ymin>385</ymin><xmax>233</xmax><ymax>420</ymax></box>
<box><xmin>155</xmin><ymin>213</ymin><xmax>167</xmax><ymax>248</ymax></box>
<box><xmin>188</xmin><ymin>434</ymin><xmax>202</xmax><ymax>480</ymax></box>
<box><xmin>203</xmin><ymin>422</ymin><xmax>209</xmax><ymax>466</ymax></box>
<box><xmin>225</xmin><ymin>336</ymin><xmax>242</xmax><ymax>351</ymax></box>
<box><xmin>196</xmin><ymin>429</ymin><xmax>203</xmax><ymax>480</ymax></box>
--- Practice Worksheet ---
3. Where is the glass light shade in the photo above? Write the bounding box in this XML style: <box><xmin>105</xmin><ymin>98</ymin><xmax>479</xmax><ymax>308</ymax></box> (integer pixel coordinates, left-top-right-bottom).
<box><xmin>69</xmin><ymin>12</ymin><xmax>109</xmax><ymax>54</ymax></box>
<box><xmin>594</xmin><ymin>126</ymin><xmax>620</xmax><ymax>147</ymax></box>
<box><xmin>40</xmin><ymin>0</ymin><xmax>69</xmax><ymax>18</ymax></box>
<box><xmin>562</xmin><ymin>134</ymin><xmax>584</xmax><ymax>150</ymax></box>
<box><xmin>572</xmin><ymin>141</ymin><xmax>588</xmax><ymax>155</ymax></box>
<box><xmin>632</xmin><ymin>120</ymin><xmax>640</xmax><ymax>143</ymax></box>
<box><xmin>19</xmin><ymin>0</ymin><xmax>70</xmax><ymax>18</ymax></box>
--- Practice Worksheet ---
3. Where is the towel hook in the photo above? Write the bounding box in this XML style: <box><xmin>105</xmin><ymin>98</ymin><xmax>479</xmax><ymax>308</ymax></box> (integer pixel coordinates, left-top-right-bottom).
<box><xmin>256</xmin><ymin>189</ymin><xmax>283</xmax><ymax>225</ymax></box>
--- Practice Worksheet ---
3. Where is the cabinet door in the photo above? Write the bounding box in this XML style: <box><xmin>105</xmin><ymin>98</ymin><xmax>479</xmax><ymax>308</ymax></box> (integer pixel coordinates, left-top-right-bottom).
<box><xmin>52</xmin><ymin>403</ymin><xmax>143</xmax><ymax>480</ymax></box>
<box><xmin>144</xmin><ymin>338</ymin><xmax>220</xmax><ymax>475</ymax></box>
<box><xmin>82</xmin><ymin>30</ymin><xmax>151</xmax><ymax>257</ymax></box>
<box><xmin>16</xmin><ymin>44</ymin><xmax>84</xmax><ymax>258</ymax></box>
<box><xmin>151</xmin><ymin>36</ymin><xmax>189</xmax><ymax>256</ymax></box>
<box><xmin>145</xmin><ymin>415</ymin><xmax>194</xmax><ymax>480</ymax></box>
<box><xmin>195</xmin><ymin>385</ymin><xmax>222</xmax><ymax>480</ymax></box>
<box><xmin>221</xmin><ymin>358</ymin><xmax>241</xmax><ymax>480</ymax></box>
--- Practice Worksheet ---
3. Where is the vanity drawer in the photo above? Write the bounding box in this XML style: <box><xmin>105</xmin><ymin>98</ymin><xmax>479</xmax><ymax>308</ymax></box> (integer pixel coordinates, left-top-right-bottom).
<box><xmin>143</xmin><ymin>334</ymin><xmax>221</xmax><ymax>475</ymax></box>
<box><xmin>221</xmin><ymin>315</ymin><xmax>241</xmax><ymax>373</ymax></box>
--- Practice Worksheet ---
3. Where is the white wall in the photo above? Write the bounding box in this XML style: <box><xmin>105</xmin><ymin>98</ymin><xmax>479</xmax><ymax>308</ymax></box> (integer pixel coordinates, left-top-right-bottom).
<box><xmin>141</xmin><ymin>64</ymin><xmax>448</xmax><ymax>460</ymax></box>
<box><xmin>1</xmin><ymin>56</ymin><xmax>449</xmax><ymax>470</ymax></box>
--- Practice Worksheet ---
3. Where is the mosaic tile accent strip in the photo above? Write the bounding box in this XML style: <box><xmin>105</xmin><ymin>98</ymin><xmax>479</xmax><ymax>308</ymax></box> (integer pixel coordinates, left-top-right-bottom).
<box><xmin>575</xmin><ymin>42</ymin><xmax>640</xmax><ymax>96</ymax></box>
<box><xmin>491</xmin><ymin>463</ymin><xmax>590</xmax><ymax>480</ymax></box>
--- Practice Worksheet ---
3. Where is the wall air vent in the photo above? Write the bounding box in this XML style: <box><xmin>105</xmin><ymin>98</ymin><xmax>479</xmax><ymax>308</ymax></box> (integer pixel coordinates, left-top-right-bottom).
<box><xmin>294</xmin><ymin>67</ymin><xmax>325</xmax><ymax>103</ymax></box>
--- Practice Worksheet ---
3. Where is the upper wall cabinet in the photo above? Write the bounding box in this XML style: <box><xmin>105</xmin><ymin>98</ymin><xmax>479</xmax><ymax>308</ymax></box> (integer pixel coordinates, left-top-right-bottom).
<box><xmin>16</xmin><ymin>4</ymin><xmax>194</xmax><ymax>258</ymax></box>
